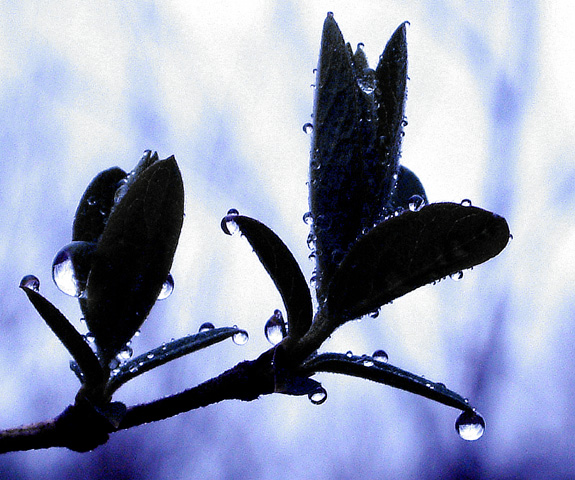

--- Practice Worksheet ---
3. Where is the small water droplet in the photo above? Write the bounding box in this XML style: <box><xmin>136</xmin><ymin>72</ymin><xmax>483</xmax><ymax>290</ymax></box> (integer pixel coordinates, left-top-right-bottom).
<box><xmin>199</xmin><ymin>322</ymin><xmax>215</xmax><ymax>333</ymax></box>
<box><xmin>157</xmin><ymin>273</ymin><xmax>174</xmax><ymax>300</ymax></box>
<box><xmin>312</xmin><ymin>68</ymin><xmax>318</xmax><ymax>74</ymax></box>
<box><xmin>357</xmin><ymin>42</ymin><xmax>365</xmax><ymax>49</ymax></box>
<box><xmin>362</xmin><ymin>358</ymin><xmax>374</xmax><ymax>367</ymax></box>
<box><xmin>52</xmin><ymin>241</ymin><xmax>96</xmax><ymax>297</ymax></box>
<box><xmin>129</xmin><ymin>365</ymin><xmax>138</xmax><ymax>373</ymax></box>
<box><xmin>232</xmin><ymin>329</ymin><xmax>249</xmax><ymax>345</ymax></box>
<box><xmin>372</xmin><ymin>349</ymin><xmax>388</xmax><ymax>363</ymax></box>
<box><xmin>111</xmin><ymin>367</ymin><xmax>121</xmax><ymax>376</ymax></box>
<box><xmin>116</xmin><ymin>346</ymin><xmax>133</xmax><ymax>363</ymax></box>
<box><xmin>20</xmin><ymin>274</ymin><xmax>40</xmax><ymax>291</ymax></box>
<box><xmin>221</xmin><ymin>210</ymin><xmax>240</xmax><ymax>235</ymax></box>
<box><xmin>346</xmin><ymin>351</ymin><xmax>353</xmax><ymax>358</ymax></box>
<box><xmin>303</xmin><ymin>123</ymin><xmax>314</xmax><ymax>134</ymax></box>
<box><xmin>369</xmin><ymin>309</ymin><xmax>380</xmax><ymax>319</ymax></box>
<box><xmin>308</xmin><ymin>387</ymin><xmax>327</xmax><ymax>405</ymax></box>
<box><xmin>146</xmin><ymin>353</ymin><xmax>154</xmax><ymax>359</ymax></box>
<box><xmin>408</xmin><ymin>195</ymin><xmax>425</xmax><ymax>212</ymax></box>
<box><xmin>401</xmin><ymin>118</ymin><xmax>408</xmax><ymax>127</ymax></box>
<box><xmin>84</xmin><ymin>332</ymin><xmax>96</xmax><ymax>344</ymax></box>
<box><xmin>456</xmin><ymin>410</ymin><xmax>485</xmax><ymax>441</ymax></box>
<box><xmin>264</xmin><ymin>310</ymin><xmax>287</xmax><ymax>345</ymax></box>
<box><xmin>461</xmin><ymin>199</ymin><xmax>472</xmax><ymax>207</ymax></box>
<box><xmin>87</xmin><ymin>197</ymin><xmax>98</xmax><ymax>206</ymax></box>
<box><xmin>303</xmin><ymin>211</ymin><xmax>314</xmax><ymax>225</ymax></box>
<box><xmin>450</xmin><ymin>271</ymin><xmax>464</xmax><ymax>281</ymax></box>
<box><xmin>306</xmin><ymin>233</ymin><xmax>316</xmax><ymax>250</ymax></box>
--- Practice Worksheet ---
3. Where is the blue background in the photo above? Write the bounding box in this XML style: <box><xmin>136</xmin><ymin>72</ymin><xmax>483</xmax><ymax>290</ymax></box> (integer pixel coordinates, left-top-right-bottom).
<box><xmin>1</xmin><ymin>1</ymin><xmax>573</xmax><ymax>478</ymax></box>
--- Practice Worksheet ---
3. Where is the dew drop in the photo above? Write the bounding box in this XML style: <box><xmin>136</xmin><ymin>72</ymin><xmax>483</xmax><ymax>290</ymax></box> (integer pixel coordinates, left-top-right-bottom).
<box><xmin>306</xmin><ymin>233</ymin><xmax>316</xmax><ymax>250</ymax></box>
<box><xmin>199</xmin><ymin>322</ymin><xmax>215</xmax><ymax>333</ymax></box>
<box><xmin>84</xmin><ymin>332</ymin><xmax>96</xmax><ymax>344</ymax></box>
<box><xmin>308</xmin><ymin>387</ymin><xmax>327</xmax><ymax>405</ymax></box>
<box><xmin>357</xmin><ymin>42</ymin><xmax>365</xmax><ymax>49</ymax></box>
<box><xmin>362</xmin><ymin>357</ymin><xmax>374</xmax><ymax>367</ymax></box>
<box><xmin>302</xmin><ymin>211</ymin><xmax>314</xmax><ymax>225</ymax></box>
<box><xmin>346</xmin><ymin>351</ymin><xmax>353</xmax><ymax>358</ymax></box>
<box><xmin>52</xmin><ymin>241</ymin><xmax>96</xmax><ymax>297</ymax></box>
<box><xmin>372</xmin><ymin>349</ymin><xmax>388</xmax><ymax>363</ymax></box>
<box><xmin>408</xmin><ymin>194</ymin><xmax>425</xmax><ymax>212</ymax></box>
<box><xmin>116</xmin><ymin>346</ymin><xmax>133</xmax><ymax>364</ymax></box>
<box><xmin>232</xmin><ymin>329</ymin><xmax>249</xmax><ymax>345</ymax></box>
<box><xmin>460</xmin><ymin>199</ymin><xmax>473</xmax><ymax>207</ymax></box>
<box><xmin>264</xmin><ymin>310</ymin><xmax>287</xmax><ymax>345</ymax></box>
<box><xmin>303</xmin><ymin>123</ymin><xmax>314</xmax><ymax>134</ymax></box>
<box><xmin>369</xmin><ymin>309</ymin><xmax>380</xmax><ymax>319</ymax></box>
<box><xmin>157</xmin><ymin>273</ymin><xmax>174</xmax><ymax>300</ymax></box>
<box><xmin>221</xmin><ymin>210</ymin><xmax>240</xmax><ymax>235</ymax></box>
<box><xmin>450</xmin><ymin>271</ymin><xmax>464</xmax><ymax>281</ymax></box>
<box><xmin>20</xmin><ymin>274</ymin><xmax>40</xmax><ymax>291</ymax></box>
<box><xmin>456</xmin><ymin>410</ymin><xmax>485</xmax><ymax>441</ymax></box>
<box><xmin>146</xmin><ymin>353</ymin><xmax>154</xmax><ymax>359</ymax></box>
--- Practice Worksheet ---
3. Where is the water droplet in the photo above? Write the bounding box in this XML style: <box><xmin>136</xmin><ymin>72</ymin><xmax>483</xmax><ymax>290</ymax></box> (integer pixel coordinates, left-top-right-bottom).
<box><xmin>456</xmin><ymin>410</ymin><xmax>485</xmax><ymax>441</ymax></box>
<box><xmin>303</xmin><ymin>123</ymin><xmax>313</xmax><ymax>134</ymax></box>
<box><xmin>302</xmin><ymin>211</ymin><xmax>314</xmax><ymax>225</ymax></box>
<box><xmin>20</xmin><ymin>274</ymin><xmax>40</xmax><ymax>291</ymax></box>
<box><xmin>308</xmin><ymin>387</ymin><xmax>327</xmax><ymax>405</ymax></box>
<box><xmin>264</xmin><ymin>310</ymin><xmax>287</xmax><ymax>345</ymax></box>
<box><xmin>327</xmin><ymin>11</ymin><xmax>334</xmax><ymax>17</ymax></box>
<box><xmin>199</xmin><ymin>322</ymin><xmax>215</xmax><ymax>333</ymax></box>
<box><xmin>221</xmin><ymin>211</ymin><xmax>240</xmax><ymax>235</ymax></box>
<box><xmin>232</xmin><ymin>329</ymin><xmax>249</xmax><ymax>345</ymax></box>
<box><xmin>408</xmin><ymin>195</ymin><xmax>425</xmax><ymax>212</ymax></box>
<box><xmin>84</xmin><ymin>332</ymin><xmax>96</xmax><ymax>344</ymax></box>
<box><xmin>146</xmin><ymin>353</ymin><xmax>154</xmax><ymax>359</ymax></box>
<box><xmin>461</xmin><ymin>199</ymin><xmax>472</xmax><ymax>207</ymax></box>
<box><xmin>52</xmin><ymin>241</ymin><xmax>96</xmax><ymax>297</ymax></box>
<box><xmin>312</xmin><ymin>68</ymin><xmax>318</xmax><ymax>74</ymax></box>
<box><xmin>362</xmin><ymin>357</ymin><xmax>374</xmax><ymax>367</ymax></box>
<box><xmin>87</xmin><ymin>197</ymin><xmax>98</xmax><ymax>206</ymax></box>
<box><xmin>116</xmin><ymin>346</ymin><xmax>133</xmax><ymax>363</ymax></box>
<box><xmin>346</xmin><ymin>351</ymin><xmax>353</xmax><ymax>358</ymax></box>
<box><xmin>369</xmin><ymin>309</ymin><xmax>380</xmax><ymax>319</ymax></box>
<box><xmin>129</xmin><ymin>365</ymin><xmax>138</xmax><ymax>373</ymax></box>
<box><xmin>357</xmin><ymin>42</ymin><xmax>365</xmax><ymax>49</ymax></box>
<box><xmin>401</xmin><ymin>118</ymin><xmax>409</xmax><ymax>127</ymax></box>
<box><xmin>450</xmin><ymin>271</ymin><xmax>464</xmax><ymax>281</ymax></box>
<box><xmin>157</xmin><ymin>273</ymin><xmax>174</xmax><ymax>300</ymax></box>
<box><xmin>306</xmin><ymin>233</ymin><xmax>316</xmax><ymax>250</ymax></box>
<box><xmin>372</xmin><ymin>350</ymin><xmax>388</xmax><ymax>363</ymax></box>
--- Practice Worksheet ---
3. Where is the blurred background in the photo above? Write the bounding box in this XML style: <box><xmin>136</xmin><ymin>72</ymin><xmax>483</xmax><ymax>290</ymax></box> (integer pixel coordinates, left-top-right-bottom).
<box><xmin>0</xmin><ymin>0</ymin><xmax>573</xmax><ymax>478</ymax></box>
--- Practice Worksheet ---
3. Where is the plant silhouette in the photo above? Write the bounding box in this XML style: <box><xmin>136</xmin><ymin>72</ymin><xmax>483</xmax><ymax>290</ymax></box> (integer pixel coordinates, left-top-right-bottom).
<box><xmin>0</xmin><ymin>13</ymin><xmax>509</xmax><ymax>453</ymax></box>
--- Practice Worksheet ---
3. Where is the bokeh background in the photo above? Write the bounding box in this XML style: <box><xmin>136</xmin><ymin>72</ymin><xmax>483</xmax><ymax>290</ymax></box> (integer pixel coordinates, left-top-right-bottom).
<box><xmin>1</xmin><ymin>1</ymin><xmax>573</xmax><ymax>478</ymax></box>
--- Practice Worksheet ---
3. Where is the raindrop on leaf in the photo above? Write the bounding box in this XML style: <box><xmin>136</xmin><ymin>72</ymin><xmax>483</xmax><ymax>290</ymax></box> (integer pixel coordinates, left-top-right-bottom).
<box><xmin>450</xmin><ymin>271</ymin><xmax>464</xmax><ymax>281</ymax></box>
<box><xmin>199</xmin><ymin>322</ymin><xmax>215</xmax><ymax>333</ymax></box>
<box><xmin>408</xmin><ymin>194</ymin><xmax>425</xmax><ymax>212</ymax></box>
<box><xmin>303</xmin><ymin>123</ymin><xmax>314</xmax><ymax>134</ymax></box>
<box><xmin>157</xmin><ymin>273</ymin><xmax>174</xmax><ymax>300</ymax></box>
<box><xmin>302</xmin><ymin>211</ymin><xmax>314</xmax><ymax>225</ymax></box>
<box><xmin>51</xmin><ymin>241</ymin><xmax>96</xmax><ymax>297</ymax></box>
<box><xmin>20</xmin><ymin>275</ymin><xmax>40</xmax><ymax>291</ymax></box>
<box><xmin>460</xmin><ymin>199</ymin><xmax>472</xmax><ymax>207</ymax></box>
<box><xmin>372</xmin><ymin>349</ymin><xmax>388</xmax><ymax>363</ymax></box>
<box><xmin>456</xmin><ymin>410</ymin><xmax>485</xmax><ymax>441</ymax></box>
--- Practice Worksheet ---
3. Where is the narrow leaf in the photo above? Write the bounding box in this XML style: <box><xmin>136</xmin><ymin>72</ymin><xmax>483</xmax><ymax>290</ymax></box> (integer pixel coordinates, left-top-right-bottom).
<box><xmin>221</xmin><ymin>214</ymin><xmax>312</xmax><ymax>340</ymax></box>
<box><xmin>310</xmin><ymin>14</ymin><xmax>364</xmax><ymax>300</ymax></box>
<box><xmin>105</xmin><ymin>327</ymin><xmax>240</xmax><ymax>396</ymax></box>
<box><xmin>375</xmin><ymin>21</ymin><xmax>408</xmax><ymax>202</ymax></box>
<box><xmin>302</xmin><ymin>352</ymin><xmax>474</xmax><ymax>412</ymax></box>
<box><xmin>327</xmin><ymin>202</ymin><xmax>510</xmax><ymax>323</ymax></box>
<box><xmin>20</xmin><ymin>286</ymin><xmax>104</xmax><ymax>387</ymax></box>
<box><xmin>85</xmin><ymin>156</ymin><xmax>184</xmax><ymax>362</ymax></box>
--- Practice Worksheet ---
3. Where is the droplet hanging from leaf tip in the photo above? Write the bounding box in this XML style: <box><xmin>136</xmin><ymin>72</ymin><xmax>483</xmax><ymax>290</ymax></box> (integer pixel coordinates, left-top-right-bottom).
<box><xmin>221</xmin><ymin>210</ymin><xmax>240</xmax><ymax>235</ymax></box>
<box><xmin>264</xmin><ymin>309</ymin><xmax>286</xmax><ymax>345</ymax></box>
<box><xmin>456</xmin><ymin>410</ymin><xmax>485</xmax><ymax>441</ymax></box>
<box><xmin>308</xmin><ymin>387</ymin><xmax>327</xmax><ymax>405</ymax></box>
<box><xmin>20</xmin><ymin>274</ymin><xmax>40</xmax><ymax>291</ymax></box>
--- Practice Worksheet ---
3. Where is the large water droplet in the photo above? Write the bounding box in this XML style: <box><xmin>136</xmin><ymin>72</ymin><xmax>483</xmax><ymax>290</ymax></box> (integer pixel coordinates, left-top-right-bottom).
<box><xmin>157</xmin><ymin>273</ymin><xmax>174</xmax><ymax>300</ymax></box>
<box><xmin>264</xmin><ymin>309</ymin><xmax>287</xmax><ymax>345</ymax></box>
<box><xmin>303</xmin><ymin>123</ymin><xmax>314</xmax><ymax>134</ymax></box>
<box><xmin>460</xmin><ymin>199</ymin><xmax>473</xmax><ymax>207</ymax></box>
<box><xmin>52</xmin><ymin>241</ymin><xmax>96</xmax><ymax>297</ymax></box>
<box><xmin>232</xmin><ymin>329</ymin><xmax>249</xmax><ymax>345</ymax></box>
<box><xmin>456</xmin><ymin>410</ymin><xmax>485</xmax><ymax>441</ymax></box>
<box><xmin>308</xmin><ymin>387</ymin><xmax>327</xmax><ymax>405</ymax></box>
<box><xmin>20</xmin><ymin>274</ymin><xmax>40</xmax><ymax>291</ymax></box>
<box><xmin>372</xmin><ymin>349</ymin><xmax>388</xmax><ymax>363</ymax></box>
<box><xmin>199</xmin><ymin>322</ymin><xmax>215</xmax><ymax>333</ymax></box>
<box><xmin>408</xmin><ymin>195</ymin><xmax>425</xmax><ymax>212</ymax></box>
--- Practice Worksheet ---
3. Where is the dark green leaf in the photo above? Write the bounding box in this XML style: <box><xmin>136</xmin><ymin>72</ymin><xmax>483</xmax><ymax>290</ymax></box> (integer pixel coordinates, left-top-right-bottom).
<box><xmin>310</xmin><ymin>14</ymin><xmax>364</xmax><ymax>301</ymax></box>
<box><xmin>85</xmin><ymin>155</ymin><xmax>184</xmax><ymax>362</ymax></box>
<box><xmin>73</xmin><ymin>167</ymin><xmax>127</xmax><ymax>243</ymax></box>
<box><xmin>20</xmin><ymin>285</ymin><xmax>104</xmax><ymax>387</ymax></box>
<box><xmin>327</xmin><ymin>202</ymin><xmax>510</xmax><ymax>323</ymax></box>
<box><xmin>221</xmin><ymin>214</ymin><xmax>312</xmax><ymax>340</ymax></box>
<box><xmin>302</xmin><ymin>352</ymin><xmax>474</xmax><ymax>412</ymax></box>
<box><xmin>105</xmin><ymin>327</ymin><xmax>241</xmax><ymax>396</ymax></box>
<box><xmin>375</xmin><ymin>22</ymin><xmax>408</xmax><ymax>202</ymax></box>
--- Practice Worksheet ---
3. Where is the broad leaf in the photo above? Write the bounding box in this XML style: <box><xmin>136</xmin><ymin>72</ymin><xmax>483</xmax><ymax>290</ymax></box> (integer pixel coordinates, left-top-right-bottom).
<box><xmin>327</xmin><ymin>202</ymin><xmax>510</xmax><ymax>323</ymax></box>
<box><xmin>84</xmin><ymin>155</ymin><xmax>184</xmax><ymax>362</ymax></box>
